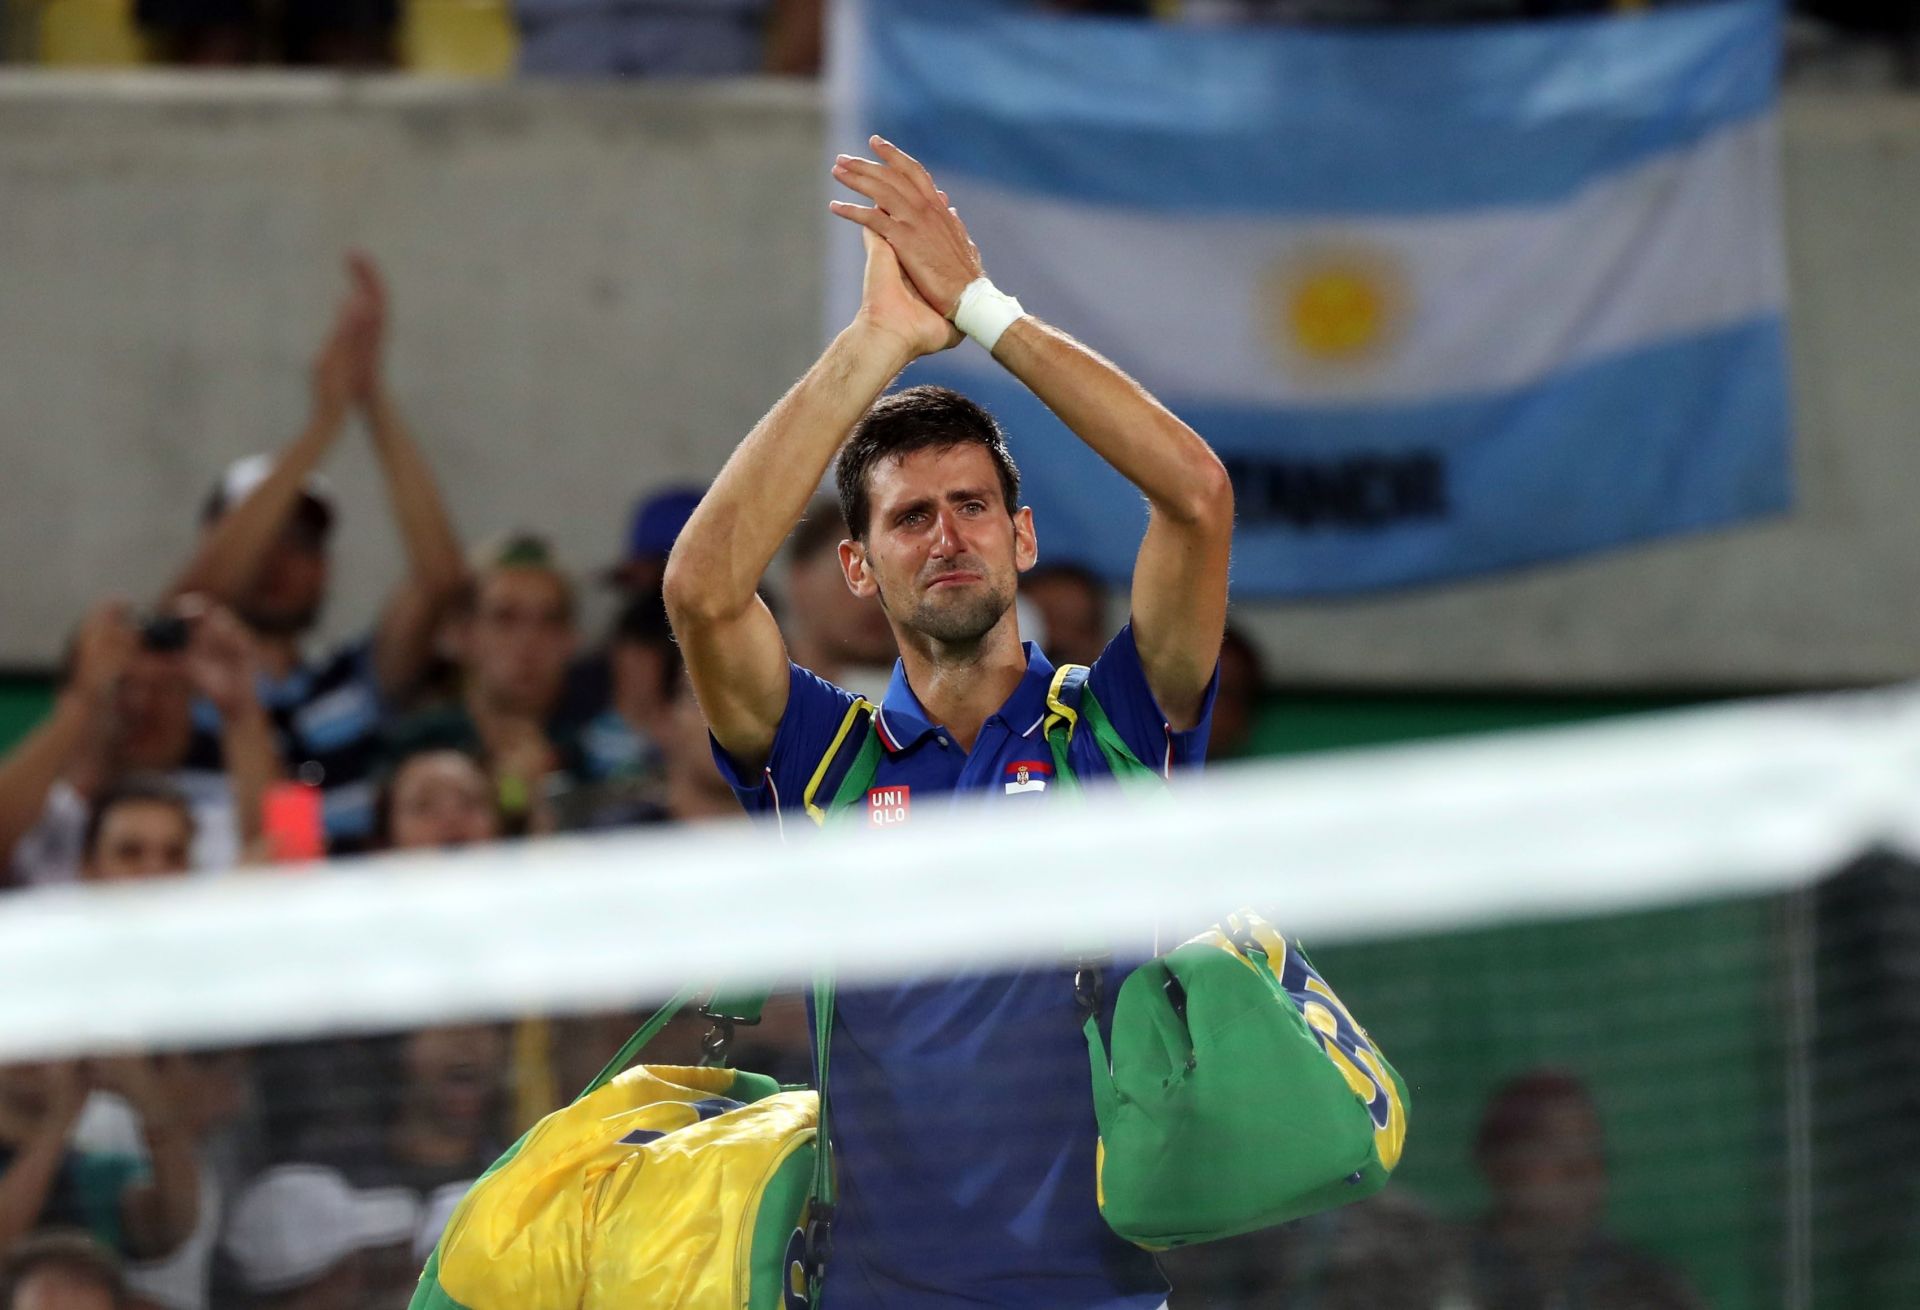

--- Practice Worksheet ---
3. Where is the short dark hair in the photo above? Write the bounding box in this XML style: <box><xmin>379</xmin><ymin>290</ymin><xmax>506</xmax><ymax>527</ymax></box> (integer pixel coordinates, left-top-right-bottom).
<box><xmin>82</xmin><ymin>774</ymin><xmax>196</xmax><ymax>863</ymax></box>
<box><xmin>834</xmin><ymin>386</ymin><xmax>1020</xmax><ymax>539</ymax></box>
<box><xmin>1474</xmin><ymin>1068</ymin><xmax>1598</xmax><ymax>1163</ymax></box>
<box><xmin>0</xmin><ymin>1230</ymin><xmax>126</xmax><ymax>1308</ymax></box>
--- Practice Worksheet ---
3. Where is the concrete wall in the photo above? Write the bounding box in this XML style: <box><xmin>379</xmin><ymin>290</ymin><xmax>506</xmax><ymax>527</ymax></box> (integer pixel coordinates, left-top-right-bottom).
<box><xmin>0</xmin><ymin>74</ymin><xmax>1915</xmax><ymax>688</ymax></box>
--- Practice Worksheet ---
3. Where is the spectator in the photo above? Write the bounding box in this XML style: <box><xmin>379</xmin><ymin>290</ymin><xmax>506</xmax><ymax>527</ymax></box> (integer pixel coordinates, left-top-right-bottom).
<box><xmin>356</xmin><ymin>1026</ymin><xmax>510</xmax><ymax>1201</ymax></box>
<box><xmin>75</xmin><ymin>779</ymin><xmax>195</xmax><ymax>885</ymax></box>
<box><xmin>0</xmin><ymin>1232</ymin><xmax>126</xmax><ymax>1310</ymax></box>
<box><xmin>1019</xmin><ymin>560</ymin><xmax>1111</xmax><ymax>669</ymax></box>
<box><xmin>0</xmin><ymin>1059</ymin><xmax>199</xmax><ymax>1266</ymax></box>
<box><xmin>0</xmin><ymin>603</ymin><xmax>280</xmax><ymax>891</ymax></box>
<box><xmin>781</xmin><ymin>500</ymin><xmax>898</xmax><ymax>702</ymax></box>
<box><xmin>169</xmin><ymin>255</ymin><xmax>467</xmax><ymax>854</ymax></box>
<box><xmin>563</xmin><ymin>590</ymin><xmax>676</xmax><ymax>829</ymax></box>
<box><xmin>1468</xmin><ymin>1070</ymin><xmax>1703</xmax><ymax>1310</ymax></box>
<box><xmin>600</xmin><ymin>488</ymin><xmax>703</xmax><ymax>600</ymax></box>
<box><xmin>219</xmin><ymin>1166</ymin><xmax>415</xmax><ymax>1310</ymax></box>
<box><xmin>385</xmin><ymin>535</ymin><xmax>579</xmax><ymax>836</ymax></box>
<box><xmin>551</xmin><ymin>485</ymin><xmax>701</xmax><ymax>736</ymax></box>
<box><xmin>1209</xmin><ymin>624</ymin><xmax>1266</xmax><ymax>762</ymax></box>
<box><xmin>515</xmin><ymin>0</ymin><xmax>824</xmax><ymax>78</ymax></box>
<box><xmin>372</xmin><ymin>750</ymin><xmax>500</xmax><ymax>851</ymax></box>
<box><xmin>70</xmin><ymin>1053</ymin><xmax>253</xmax><ymax>1310</ymax></box>
<box><xmin>1163</xmin><ymin>1186</ymin><xmax>1472</xmax><ymax>1308</ymax></box>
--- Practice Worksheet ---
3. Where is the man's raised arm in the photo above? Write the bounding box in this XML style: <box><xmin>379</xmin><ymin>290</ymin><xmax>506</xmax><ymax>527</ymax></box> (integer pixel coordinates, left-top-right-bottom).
<box><xmin>832</xmin><ymin>138</ymin><xmax>1234</xmax><ymax>729</ymax></box>
<box><xmin>662</xmin><ymin>232</ymin><xmax>958</xmax><ymax>770</ymax></box>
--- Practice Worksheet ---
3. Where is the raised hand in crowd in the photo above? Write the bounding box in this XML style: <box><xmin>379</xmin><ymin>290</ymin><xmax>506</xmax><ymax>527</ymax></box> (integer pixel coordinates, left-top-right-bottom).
<box><xmin>166</xmin><ymin>253</ymin><xmax>468</xmax><ymax>853</ymax></box>
<box><xmin>0</xmin><ymin>1060</ymin><xmax>93</xmax><ymax>1253</ymax></box>
<box><xmin>83</xmin><ymin>1055</ymin><xmax>201</xmax><ymax>1262</ymax></box>
<box><xmin>0</xmin><ymin>605</ymin><xmax>137</xmax><ymax>885</ymax></box>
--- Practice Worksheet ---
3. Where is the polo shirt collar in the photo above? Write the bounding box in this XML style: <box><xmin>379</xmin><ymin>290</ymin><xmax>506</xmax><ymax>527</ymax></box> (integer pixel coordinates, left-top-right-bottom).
<box><xmin>874</xmin><ymin>642</ymin><xmax>1058</xmax><ymax>754</ymax></box>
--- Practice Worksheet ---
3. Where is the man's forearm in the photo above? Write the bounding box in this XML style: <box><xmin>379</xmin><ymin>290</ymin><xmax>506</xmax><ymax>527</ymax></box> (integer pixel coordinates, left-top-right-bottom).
<box><xmin>0</xmin><ymin>1124</ymin><xmax>73</xmax><ymax>1250</ymax></box>
<box><xmin>124</xmin><ymin>1117</ymin><xmax>200</xmax><ymax>1259</ymax></box>
<box><xmin>665</xmin><ymin>323</ymin><xmax>912</xmax><ymax>620</ymax></box>
<box><xmin>168</xmin><ymin>406</ymin><xmax>345</xmax><ymax>604</ymax></box>
<box><xmin>990</xmin><ymin>317</ymin><xmax>1230</xmax><ymax>526</ymax></box>
<box><xmin>220</xmin><ymin>702</ymin><xmax>283</xmax><ymax>854</ymax></box>
<box><xmin>367</xmin><ymin>388</ymin><xmax>466</xmax><ymax>599</ymax></box>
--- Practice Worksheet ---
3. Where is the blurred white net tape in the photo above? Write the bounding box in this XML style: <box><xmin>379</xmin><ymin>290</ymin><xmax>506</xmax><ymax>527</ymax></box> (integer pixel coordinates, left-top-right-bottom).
<box><xmin>4</xmin><ymin>687</ymin><xmax>1920</xmax><ymax>1060</ymax></box>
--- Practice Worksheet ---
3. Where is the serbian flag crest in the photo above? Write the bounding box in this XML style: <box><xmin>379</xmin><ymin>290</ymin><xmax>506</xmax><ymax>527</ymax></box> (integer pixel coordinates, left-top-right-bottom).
<box><xmin>1004</xmin><ymin>760</ymin><xmax>1052</xmax><ymax>795</ymax></box>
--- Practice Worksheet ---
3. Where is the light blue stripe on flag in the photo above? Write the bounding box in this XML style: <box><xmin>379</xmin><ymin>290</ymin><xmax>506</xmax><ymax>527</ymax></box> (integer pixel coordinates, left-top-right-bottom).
<box><xmin>860</xmin><ymin>0</ymin><xmax>1781</xmax><ymax>217</ymax></box>
<box><xmin>834</xmin><ymin>0</ymin><xmax>1793</xmax><ymax>596</ymax></box>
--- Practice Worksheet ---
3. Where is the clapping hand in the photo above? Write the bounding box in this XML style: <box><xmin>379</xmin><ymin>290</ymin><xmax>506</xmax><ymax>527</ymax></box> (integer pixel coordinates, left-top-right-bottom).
<box><xmin>832</xmin><ymin>137</ymin><xmax>984</xmax><ymax>320</ymax></box>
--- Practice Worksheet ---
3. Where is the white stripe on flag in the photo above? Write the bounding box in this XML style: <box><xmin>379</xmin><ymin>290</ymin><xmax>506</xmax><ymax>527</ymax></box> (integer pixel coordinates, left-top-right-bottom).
<box><xmin>933</xmin><ymin>115</ymin><xmax>1784</xmax><ymax>407</ymax></box>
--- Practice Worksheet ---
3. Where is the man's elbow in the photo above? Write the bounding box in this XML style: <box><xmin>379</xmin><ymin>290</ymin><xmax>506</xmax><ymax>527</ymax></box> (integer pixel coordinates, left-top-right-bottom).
<box><xmin>1166</xmin><ymin>452</ymin><xmax>1235</xmax><ymax>532</ymax></box>
<box><xmin>662</xmin><ymin>550</ymin><xmax>737</xmax><ymax>630</ymax></box>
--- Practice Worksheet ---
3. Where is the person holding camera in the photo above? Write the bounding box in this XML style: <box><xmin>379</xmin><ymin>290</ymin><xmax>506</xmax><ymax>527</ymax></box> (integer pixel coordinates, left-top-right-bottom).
<box><xmin>0</xmin><ymin>599</ymin><xmax>280</xmax><ymax>890</ymax></box>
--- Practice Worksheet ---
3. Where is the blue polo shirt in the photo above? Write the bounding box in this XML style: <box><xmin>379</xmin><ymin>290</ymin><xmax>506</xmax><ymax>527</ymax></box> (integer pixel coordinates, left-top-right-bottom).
<box><xmin>714</xmin><ymin>622</ymin><xmax>1214</xmax><ymax>1310</ymax></box>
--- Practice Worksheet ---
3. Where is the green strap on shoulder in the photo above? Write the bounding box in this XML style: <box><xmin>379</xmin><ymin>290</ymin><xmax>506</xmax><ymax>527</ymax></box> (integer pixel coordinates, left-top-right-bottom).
<box><xmin>822</xmin><ymin>719</ymin><xmax>884</xmax><ymax>823</ymax></box>
<box><xmin>1042</xmin><ymin>664</ymin><xmax>1158</xmax><ymax>796</ymax></box>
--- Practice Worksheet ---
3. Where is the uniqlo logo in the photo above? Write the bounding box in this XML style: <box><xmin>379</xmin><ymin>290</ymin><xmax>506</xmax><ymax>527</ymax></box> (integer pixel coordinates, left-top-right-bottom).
<box><xmin>867</xmin><ymin>786</ymin><xmax>911</xmax><ymax>828</ymax></box>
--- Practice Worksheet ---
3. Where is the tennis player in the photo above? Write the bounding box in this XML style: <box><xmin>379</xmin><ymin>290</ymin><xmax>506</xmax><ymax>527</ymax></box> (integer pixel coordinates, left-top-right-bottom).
<box><xmin>664</xmin><ymin>136</ymin><xmax>1234</xmax><ymax>1309</ymax></box>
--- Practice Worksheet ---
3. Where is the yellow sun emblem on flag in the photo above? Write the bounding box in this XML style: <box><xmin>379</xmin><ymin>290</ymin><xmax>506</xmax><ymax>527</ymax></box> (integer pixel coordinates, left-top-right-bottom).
<box><xmin>1264</xmin><ymin>243</ymin><xmax>1409</xmax><ymax>374</ymax></box>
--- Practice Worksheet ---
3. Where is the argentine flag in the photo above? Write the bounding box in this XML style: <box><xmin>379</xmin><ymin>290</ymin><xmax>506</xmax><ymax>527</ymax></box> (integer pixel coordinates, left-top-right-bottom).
<box><xmin>828</xmin><ymin>0</ymin><xmax>1791</xmax><ymax>596</ymax></box>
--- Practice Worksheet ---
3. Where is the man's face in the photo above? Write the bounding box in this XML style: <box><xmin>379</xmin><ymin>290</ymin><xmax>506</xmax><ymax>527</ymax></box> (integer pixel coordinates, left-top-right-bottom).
<box><xmin>844</xmin><ymin>445</ymin><xmax>1035</xmax><ymax>647</ymax></box>
<box><xmin>387</xmin><ymin>752</ymin><xmax>498</xmax><ymax>851</ymax></box>
<box><xmin>233</xmin><ymin>519</ymin><xmax>330</xmax><ymax>638</ymax></box>
<box><xmin>11</xmin><ymin>1268</ymin><xmax>118</xmax><ymax>1310</ymax></box>
<box><xmin>468</xmin><ymin>568</ymin><xmax>576</xmax><ymax>718</ymax></box>
<box><xmin>83</xmin><ymin>801</ymin><xmax>193</xmax><ymax>882</ymax></box>
<box><xmin>400</xmin><ymin>1024</ymin><xmax>505</xmax><ymax>1129</ymax></box>
<box><xmin>113</xmin><ymin>650</ymin><xmax>192</xmax><ymax>771</ymax></box>
<box><xmin>1483</xmin><ymin>1098</ymin><xmax>1609</xmax><ymax>1235</ymax></box>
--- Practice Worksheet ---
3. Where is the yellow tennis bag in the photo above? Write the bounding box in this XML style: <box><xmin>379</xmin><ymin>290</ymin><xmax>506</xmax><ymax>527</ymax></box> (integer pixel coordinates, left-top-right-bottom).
<box><xmin>410</xmin><ymin>984</ymin><xmax>837</xmax><ymax>1310</ymax></box>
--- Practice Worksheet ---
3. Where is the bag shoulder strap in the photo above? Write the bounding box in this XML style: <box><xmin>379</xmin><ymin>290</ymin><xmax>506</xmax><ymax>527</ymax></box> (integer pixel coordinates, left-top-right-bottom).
<box><xmin>1042</xmin><ymin>663</ymin><xmax>1157</xmax><ymax>786</ymax></box>
<box><xmin>804</xmin><ymin>697</ymin><xmax>881</xmax><ymax>826</ymax></box>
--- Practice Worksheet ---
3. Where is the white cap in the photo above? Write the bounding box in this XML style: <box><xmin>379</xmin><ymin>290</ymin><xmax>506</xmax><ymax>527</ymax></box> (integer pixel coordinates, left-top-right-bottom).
<box><xmin>201</xmin><ymin>453</ymin><xmax>336</xmax><ymax>529</ymax></box>
<box><xmin>222</xmin><ymin>1165</ymin><xmax>419</xmax><ymax>1295</ymax></box>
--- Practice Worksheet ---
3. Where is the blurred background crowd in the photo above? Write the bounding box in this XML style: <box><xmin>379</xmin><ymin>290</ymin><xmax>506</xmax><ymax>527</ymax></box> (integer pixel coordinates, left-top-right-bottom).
<box><xmin>0</xmin><ymin>262</ymin><xmax>1711</xmax><ymax>1309</ymax></box>
<box><xmin>0</xmin><ymin>0</ymin><xmax>1913</xmax><ymax>82</ymax></box>
<box><xmin>0</xmin><ymin>1</ymin><xmax>1908</xmax><ymax>1309</ymax></box>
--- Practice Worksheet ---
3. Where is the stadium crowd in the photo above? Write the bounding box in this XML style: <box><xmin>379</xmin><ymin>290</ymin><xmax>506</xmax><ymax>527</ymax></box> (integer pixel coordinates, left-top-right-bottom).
<box><xmin>10</xmin><ymin>1</ymin><xmax>1907</xmax><ymax>82</ymax></box>
<box><xmin>0</xmin><ymin>250</ymin><xmax>1705</xmax><ymax>1308</ymax></box>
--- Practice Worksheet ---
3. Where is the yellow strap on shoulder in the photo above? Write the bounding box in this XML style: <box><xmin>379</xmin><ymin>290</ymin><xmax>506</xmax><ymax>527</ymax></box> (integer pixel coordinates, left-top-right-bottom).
<box><xmin>801</xmin><ymin>697</ymin><xmax>877</xmax><ymax>827</ymax></box>
<box><xmin>1042</xmin><ymin>663</ymin><xmax>1090</xmax><ymax>745</ymax></box>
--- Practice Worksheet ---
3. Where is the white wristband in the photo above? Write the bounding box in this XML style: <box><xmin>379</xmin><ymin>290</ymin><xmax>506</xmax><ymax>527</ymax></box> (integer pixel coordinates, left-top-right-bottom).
<box><xmin>951</xmin><ymin>277</ymin><xmax>1025</xmax><ymax>352</ymax></box>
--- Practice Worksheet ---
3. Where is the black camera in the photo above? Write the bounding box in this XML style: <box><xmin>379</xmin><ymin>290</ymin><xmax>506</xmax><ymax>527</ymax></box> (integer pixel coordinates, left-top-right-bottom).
<box><xmin>138</xmin><ymin>612</ymin><xmax>190</xmax><ymax>653</ymax></box>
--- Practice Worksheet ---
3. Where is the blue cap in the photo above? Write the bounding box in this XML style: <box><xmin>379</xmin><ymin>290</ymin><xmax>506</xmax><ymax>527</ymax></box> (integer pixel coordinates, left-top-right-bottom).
<box><xmin>620</xmin><ymin>487</ymin><xmax>703</xmax><ymax>564</ymax></box>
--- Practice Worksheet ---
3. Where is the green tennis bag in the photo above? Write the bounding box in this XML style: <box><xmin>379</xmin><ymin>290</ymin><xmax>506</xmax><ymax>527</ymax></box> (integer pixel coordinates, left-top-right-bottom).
<box><xmin>1085</xmin><ymin>910</ymin><xmax>1409</xmax><ymax>1248</ymax></box>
